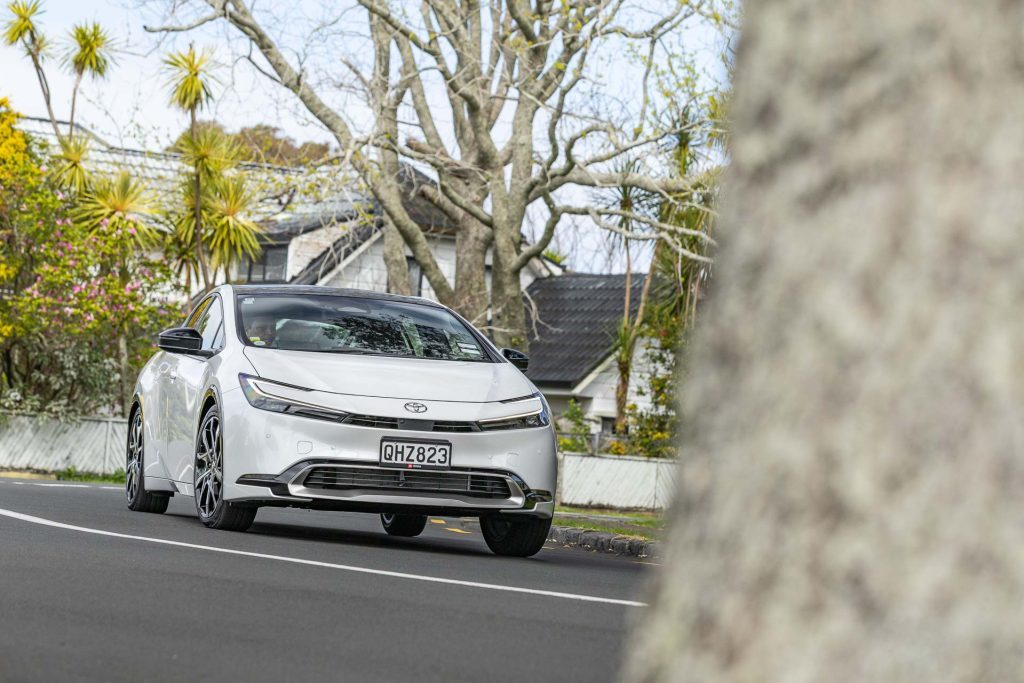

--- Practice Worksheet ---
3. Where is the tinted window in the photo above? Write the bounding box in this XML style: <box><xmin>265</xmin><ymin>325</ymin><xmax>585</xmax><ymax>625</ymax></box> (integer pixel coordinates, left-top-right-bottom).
<box><xmin>237</xmin><ymin>294</ymin><xmax>489</xmax><ymax>362</ymax></box>
<box><xmin>193</xmin><ymin>296</ymin><xmax>224</xmax><ymax>351</ymax></box>
<box><xmin>244</xmin><ymin>246</ymin><xmax>288</xmax><ymax>283</ymax></box>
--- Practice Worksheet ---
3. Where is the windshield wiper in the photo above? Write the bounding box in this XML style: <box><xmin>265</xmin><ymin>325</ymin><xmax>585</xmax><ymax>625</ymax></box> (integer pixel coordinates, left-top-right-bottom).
<box><xmin>318</xmin><ymin>348</ymin><xmax>380</xmax><ymax>355</ymax></box>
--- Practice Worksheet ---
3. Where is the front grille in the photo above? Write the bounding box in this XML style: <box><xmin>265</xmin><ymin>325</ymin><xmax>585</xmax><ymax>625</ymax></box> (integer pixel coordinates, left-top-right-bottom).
<box><xmin>343</xmin><ymin>414</ymin><xmax>400</xmax><ymax>429</ymax></box>
<box><xmin>431</xmin><ymin>420</ymin><xmax>479</xmax><ymax>433</ymax></box>
<box><xmin>301</xmin><ymin>466</ymin><xmax>512</xmax><ymax>499</ymax></box>
<box><xmin>341</xmin><ymin>413</ymin><xmax>479</xmax><ymax>433</ymax></box>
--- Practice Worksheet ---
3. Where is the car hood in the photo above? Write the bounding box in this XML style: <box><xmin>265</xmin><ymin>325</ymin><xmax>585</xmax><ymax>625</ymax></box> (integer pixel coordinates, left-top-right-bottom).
<box><xmin>242</xmin><ymin>347</ymin><xmax>535</xmax><ymax>403</ymax></box>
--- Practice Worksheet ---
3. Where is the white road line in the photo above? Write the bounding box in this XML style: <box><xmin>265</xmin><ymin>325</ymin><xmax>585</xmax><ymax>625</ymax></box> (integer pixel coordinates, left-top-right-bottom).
<box><xmin>0</xmin><ymin>508</ymin><xmax>647</xmax><ymax>608</ymax></box>
<box><xmin>26</xmin><ymin>483</ymin><xmax>91</xmax><ymax>488</ymax></box>
<box><xmin>0</xmin><ymin>481</ymin><xmax>121</xmax><ymax>491</ymax></box>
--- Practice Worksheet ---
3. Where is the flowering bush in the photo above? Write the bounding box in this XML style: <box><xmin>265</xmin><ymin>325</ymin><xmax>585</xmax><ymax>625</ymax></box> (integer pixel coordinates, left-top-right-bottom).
<box><xmin>0</xmin><ymin>99</ymin><xmax>180</xmax><ymax>415</ymax></box>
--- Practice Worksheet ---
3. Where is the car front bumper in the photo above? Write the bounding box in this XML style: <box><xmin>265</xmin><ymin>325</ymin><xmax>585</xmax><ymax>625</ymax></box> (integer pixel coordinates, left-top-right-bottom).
<box><xmin>219</xmin><ymin>388</ymin><xmax>557</xmax><ymax>519</ymax></box>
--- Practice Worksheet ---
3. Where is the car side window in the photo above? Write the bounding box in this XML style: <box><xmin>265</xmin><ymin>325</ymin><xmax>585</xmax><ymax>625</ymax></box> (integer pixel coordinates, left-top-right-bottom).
<box><xmin>185</xmin><ymin>298</ymin><xmax>212</xmax><ymax>328</ymax></box>
<box><xmin>195</xmin><ymin>296</ymin><xmax>225</xmax><ymax>352</ymax></box>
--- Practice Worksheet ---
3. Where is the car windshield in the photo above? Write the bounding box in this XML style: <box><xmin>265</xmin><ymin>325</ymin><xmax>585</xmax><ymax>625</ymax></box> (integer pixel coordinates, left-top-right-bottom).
<box><xmin>237</xmin><ymin>293</ymin><xmax>491</xmax><ymax>362</ymax></box>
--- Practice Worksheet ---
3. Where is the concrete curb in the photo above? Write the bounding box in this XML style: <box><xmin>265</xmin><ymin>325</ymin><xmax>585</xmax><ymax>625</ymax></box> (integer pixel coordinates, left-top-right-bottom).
<box><xmin>547</xmin><ymin>525</ymin><xmax>661</xmax><ymax>559</ymax></box>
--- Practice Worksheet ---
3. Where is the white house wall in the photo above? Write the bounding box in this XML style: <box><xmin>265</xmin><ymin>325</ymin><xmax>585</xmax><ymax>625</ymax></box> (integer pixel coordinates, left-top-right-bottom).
<box><xmin>315</xmin><ymin>232</ymin><xmax>539</xmax><ymax>301</ymax></box>
<box><xmin>320</xmin><ymin>237</ymin><xmax>390</xmax><ymax>291</ymax></box>
<box><xmin>287</xmin><ymin>218</ymin><xmax>363</xmax><ymax>281</ymax></box>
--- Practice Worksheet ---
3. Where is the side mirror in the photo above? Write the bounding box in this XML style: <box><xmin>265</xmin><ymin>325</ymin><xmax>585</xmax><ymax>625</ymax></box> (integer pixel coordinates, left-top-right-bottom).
<box><xmin>501</xmin><ymin>347</ymin><xmax>529</xmax><ymax>371</ymax></box>
<box><xmin>158</xmin><ymin>327</ymin><xmax>204</xmax><ymax>355</ymax></box>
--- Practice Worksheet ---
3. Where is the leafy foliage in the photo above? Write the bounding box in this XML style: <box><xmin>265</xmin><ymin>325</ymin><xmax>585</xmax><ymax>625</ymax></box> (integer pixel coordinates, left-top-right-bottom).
<box><xmin>64</xmin><ymin>21</ymin><xmax>113</xmax><ymax>79</ymax></box>
<box><xmin>2</xmin><ymin>0</ymin><xmax>41</xmax><ymax>48</ymax></box>
<box><xmin>170</xmin><ymin>121</ymin><xmax>330</xmax><ymax>167</ymax></box>
<box><xmin>74</xmin><ymin>170</ymin><xmax>157</xmax><ymax>247</ymax></box>
<box><xmin>163</xmin><ymin>45</ymin><xmax>215</xmax><ymax>113</ymax></box>
<box><xmin>0</xmin><ymin>100</ymin><xmax>180</xmax><ymax>415</ymax></box>
<box><xmin>51</xmin><ymin>135</ymin><xmax>90</xmax><ymax>193</ymax></box>
<box><xmin>165</xmin><ymin>122</ymin><xmax>263</xmax><ymax>287</ymax></box>
<box><xmin>556</xmin><ymin>398</ymin><xmax>591</xmax><ymax>453</ymax></box>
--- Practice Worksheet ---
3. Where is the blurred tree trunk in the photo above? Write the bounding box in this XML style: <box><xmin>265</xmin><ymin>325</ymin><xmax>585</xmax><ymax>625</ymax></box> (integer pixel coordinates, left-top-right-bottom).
<box><xmin>381</xmin><ymin>215</ymin><xmax>411</xmax><ymax>296</ymax></box>
<box><xmin>625</xmin><ymin>2</ymin><xmax>1024</xmax><ymax>681</ymax></box>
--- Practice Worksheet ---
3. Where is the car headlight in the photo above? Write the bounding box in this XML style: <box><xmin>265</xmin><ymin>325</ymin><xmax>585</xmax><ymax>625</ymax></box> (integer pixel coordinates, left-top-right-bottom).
<box><xmin>478</xmin><ymin>403</ymin><xmax>551</xmax><ymax>431</ymax></box>
<box><xmin>238</xmin><ymin>374</ymin><xmax>349</xmax><ymax>422</ymax></box>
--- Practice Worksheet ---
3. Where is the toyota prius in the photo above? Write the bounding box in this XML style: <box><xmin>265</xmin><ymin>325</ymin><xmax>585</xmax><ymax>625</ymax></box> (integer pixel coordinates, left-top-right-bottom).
<box><xmin>126</xmin><ymin>285</ymin><xmax>556</xmax><ymax>557</ymax></box>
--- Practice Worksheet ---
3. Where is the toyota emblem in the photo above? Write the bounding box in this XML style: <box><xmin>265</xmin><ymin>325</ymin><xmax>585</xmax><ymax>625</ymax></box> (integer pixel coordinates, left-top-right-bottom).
<box><xmin>404</xmin><ymin>402</ymin><xmax>428</xmax><ymax>414</ymax></box>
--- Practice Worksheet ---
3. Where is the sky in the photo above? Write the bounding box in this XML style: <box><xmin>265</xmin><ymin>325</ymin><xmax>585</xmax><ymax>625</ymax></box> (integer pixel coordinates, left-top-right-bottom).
<box><xmin>0</xmin><ymin>0</ymin><xmax>731</xmax><ymax>273</ymax></box>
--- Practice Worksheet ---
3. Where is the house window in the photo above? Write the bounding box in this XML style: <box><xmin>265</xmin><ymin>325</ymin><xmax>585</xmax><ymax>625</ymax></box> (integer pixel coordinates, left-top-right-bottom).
<box><xmin>242</xmin><ymin>245</ymin><xmax>288</xmax><ymax>283</ymax></box>
<box><xmin>600</xmin><ymin>417</ymin><xmax>617</xmax><ymax>435</ymax></box>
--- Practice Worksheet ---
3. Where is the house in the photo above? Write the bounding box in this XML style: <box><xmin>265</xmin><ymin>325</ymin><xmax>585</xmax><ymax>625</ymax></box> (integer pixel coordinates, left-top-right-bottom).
<box><xmin>523</xmin><ymin>273</ymin><xmax>654</xmax><ymax>436</ymax></box>
<box><xmin>18</xmin><ymin>116</ymin><xmax>649</xmax><ymax>430</ymax></box>
<box><xmin>235</xmin><ymin>164</ymin><xmax>563</xmax><ymax>297</ymax></box>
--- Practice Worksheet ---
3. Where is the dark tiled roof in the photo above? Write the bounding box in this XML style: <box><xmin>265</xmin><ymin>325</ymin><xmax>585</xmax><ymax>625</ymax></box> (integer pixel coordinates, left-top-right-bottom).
<box><xmin>525</xmin><ymin>273</ymin><xmax>644</xmax><ymax>388</ymax></box>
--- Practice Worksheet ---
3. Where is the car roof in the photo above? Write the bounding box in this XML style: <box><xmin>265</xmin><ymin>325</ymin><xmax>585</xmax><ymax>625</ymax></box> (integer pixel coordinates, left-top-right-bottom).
<box><xmin>227</xmin><ymin>284</ymin><xmax>445</xmax><ymax>309</ymax></box>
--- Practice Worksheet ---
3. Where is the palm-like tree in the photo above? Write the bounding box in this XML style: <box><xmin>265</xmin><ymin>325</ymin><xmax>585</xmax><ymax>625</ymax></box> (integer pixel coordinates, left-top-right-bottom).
<box><xmin>74</xmin><ymin>171</ymin><xmax>157</xmax><ymax>247</ymax></box>
<box><xmin>3</xmin><ymin>0</ymin><xmax>60</xmax><ymax>138</ymax></box>
<box><xmin>51</xmin><ymin>135</ymin><xmax>91</xmax><ymax>194</ymax></box>
<box><xmin>64</xmin><ymin>21</ymin><xmax>113</xmax><ymax>136</ymax></box>
<box><xmin>164</xmin><ymin>45</ymin><xmax>216</xmax><ymax>290</ymax></box>
<box><xmin>5</xmin><ymin>5</ymin><xmax>121</xmax><ymax>196</ymax></box>
<box><xmin>601</xmin><ymin>157</ymin><xmax>660</xmax><ymax>434</ymax></box>
<box><xmin>166</xmin><ymin>121</ymin><xmax>261</xmax><ymax>287</ymax></box>
<box><xmin>72</xmin><ymin>170</ymin><xmax>157</xmax><ymax>417</ymax></box>
<box><xmin>205</xmin><ymin>175</ymin><xmax>262</xmax><ymax>282</ymax></box>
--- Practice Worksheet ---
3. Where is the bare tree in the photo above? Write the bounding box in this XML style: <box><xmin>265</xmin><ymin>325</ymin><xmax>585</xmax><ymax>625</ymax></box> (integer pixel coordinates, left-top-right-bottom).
<box><xmin>626</xmin><ymin>1</ymin><xmax>1024</xmax><ymax>681</ymax></box>
<box><xmin>144</xmin><ymin>0</ymin><xmax>719</xmax><ymax>347</ymax></box>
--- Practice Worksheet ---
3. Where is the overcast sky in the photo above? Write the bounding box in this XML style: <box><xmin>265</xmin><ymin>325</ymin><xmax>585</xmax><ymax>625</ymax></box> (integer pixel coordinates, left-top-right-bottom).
<box><xmin>0</xmin><ymin>0</ymin><xmax>729</xmax><ymax>273</ymax></box>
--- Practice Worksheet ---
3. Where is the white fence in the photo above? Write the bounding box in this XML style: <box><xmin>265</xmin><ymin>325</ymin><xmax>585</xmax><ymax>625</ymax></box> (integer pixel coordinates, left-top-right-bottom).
<box><xmin>558</xmin><ymin>452</ymin><xmax>677</xmax><ymax>509</ymax></box>
<box><xmin>0</xmin><ymin>413</ymin><xmax>127</xmax><ymax>475</ymax></box>
<box><xmin>0</xmin><ymin>414</ymin><xmax>677</xmax><ymax>509</ymax></box>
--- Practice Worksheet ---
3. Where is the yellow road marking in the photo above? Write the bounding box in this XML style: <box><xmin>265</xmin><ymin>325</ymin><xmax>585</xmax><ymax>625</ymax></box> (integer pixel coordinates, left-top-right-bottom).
<box><xmin>430</xmin><ymin>519</ymin><xmax>446</xmax><ymax>524</ymax></box>
<box><xmin>444</xmin><ymin>527</ymin><xmax>472</xmax><ymax>534</ymax></box>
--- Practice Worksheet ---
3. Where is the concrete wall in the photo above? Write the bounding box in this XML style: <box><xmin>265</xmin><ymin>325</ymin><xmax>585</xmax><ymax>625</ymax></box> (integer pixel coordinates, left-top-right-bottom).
<box><xmin>0</xmin><ymin>414</ymin><xmax>676</xmax><ymax>509</ymax></box>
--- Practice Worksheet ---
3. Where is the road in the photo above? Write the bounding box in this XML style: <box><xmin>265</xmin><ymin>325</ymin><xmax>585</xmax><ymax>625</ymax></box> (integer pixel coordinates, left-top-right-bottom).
<box><xmin>0</xmin><ymin>477</ymin><xmax>652</xmax><ymax>683</ymax></box>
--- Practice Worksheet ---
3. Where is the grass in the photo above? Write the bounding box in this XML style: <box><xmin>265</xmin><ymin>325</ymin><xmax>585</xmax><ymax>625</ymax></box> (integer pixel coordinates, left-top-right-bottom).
<box><xmin>54</xmin><ymin>467</ymin><xmax>126</xmax><ymax>484</ymax></box>
<box><xmin>553</xmin><ymin>505</ymin><xmax>666</xmax><ymax>541</ymax></box>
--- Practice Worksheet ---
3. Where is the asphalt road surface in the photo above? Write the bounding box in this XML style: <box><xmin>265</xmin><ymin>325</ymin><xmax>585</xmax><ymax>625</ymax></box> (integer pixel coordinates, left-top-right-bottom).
<box><xmin>0</xmin><ymin>477</ymin><xmax>652</xmax><ymax>683</ymax></box>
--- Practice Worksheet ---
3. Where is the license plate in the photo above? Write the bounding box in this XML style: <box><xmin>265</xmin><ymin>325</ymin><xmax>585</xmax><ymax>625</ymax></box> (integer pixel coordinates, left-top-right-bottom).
<box><xmin>379</xmin><ymin>438</ymin><xmax>452</xmax><ymax>470</ymax></box>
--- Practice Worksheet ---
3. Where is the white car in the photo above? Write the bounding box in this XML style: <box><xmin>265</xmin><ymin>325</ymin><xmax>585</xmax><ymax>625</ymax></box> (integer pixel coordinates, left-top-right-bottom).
<box><xmin>126</xmin><ymin>285</ymin><xmax>556</xmax><ymax>557</ymax></box>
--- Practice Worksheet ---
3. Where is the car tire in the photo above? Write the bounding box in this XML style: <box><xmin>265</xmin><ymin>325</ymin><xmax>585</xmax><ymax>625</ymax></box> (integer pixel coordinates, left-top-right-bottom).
<box><xmin>380</xmin><ymin>512</ymin><xmax>428</xmax><ymax>537</ymax></box>
<box><xmin>479</xmin><ymin>515</ymin><xmax>552</xmax><ymax>557</ymax></box>
<box><xmin>125</xmin><ymin>404</ymin><xmax>170</xmax><ymax>514</ymax></box>
<box><xmin>193</xmin><ymin>405</ymin><xmax>257</xmax><ymax>532</ymax></box>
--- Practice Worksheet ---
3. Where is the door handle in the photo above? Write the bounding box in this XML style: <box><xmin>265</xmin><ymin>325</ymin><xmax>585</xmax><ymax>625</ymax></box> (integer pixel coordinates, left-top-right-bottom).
<box><xmin>169</xmin><ymin>370</ymin><xmax>178</xmax><ymax>382</ymax></box>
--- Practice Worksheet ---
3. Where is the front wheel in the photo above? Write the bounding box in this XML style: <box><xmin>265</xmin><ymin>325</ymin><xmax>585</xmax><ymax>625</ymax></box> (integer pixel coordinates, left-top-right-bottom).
<box><xmin>480</xmin><ymin>515</ymin><xmax>552</xmax><ymax>557</ymax></box>
<box><xmin>126</xmin><ymin>405</ymin><xmax>169</xmax><ymax>514</ymax></box>
<box><xmin>380</xmin><ymin>512</ymin><xmax>428</xmax><ymax>537</ymax></box>
<box><xmin>193</xmin><ymin>405</ymin><xmax>257</xmax><ymax>532</ymax></box>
